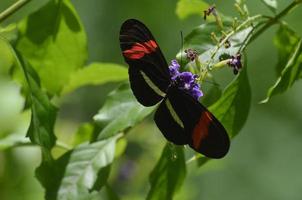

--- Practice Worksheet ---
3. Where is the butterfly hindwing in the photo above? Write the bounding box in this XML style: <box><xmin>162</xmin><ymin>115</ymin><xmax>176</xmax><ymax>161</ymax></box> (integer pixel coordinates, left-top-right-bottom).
<box><xmin>160</xmin><ymin>86</ymin><xmax>230</xmax><ymax>158</ymax></box>
<box><xmin>119</xmin><ymin>19</ymin><xmax>171</xmax><ymax>106</ymax></box>
<box><xmin>190</xmin><ymin>110</ymin><xmax>230</xmax><ymax>158</ymax></box>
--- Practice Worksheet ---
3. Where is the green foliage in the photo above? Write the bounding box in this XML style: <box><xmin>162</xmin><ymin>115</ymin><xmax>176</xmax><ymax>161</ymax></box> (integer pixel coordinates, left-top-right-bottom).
<box><xmin>17</xmin><ymin>0</ymin><xmax>87</xmax><ymax>94</ymax></box>
<box><xmin>0</xmin><ymin>35</ymin><xmax>15</xmax><ymax>73</ymax></box>
<box><xmin>201</xmin><ymin>83</ymin><xmax>222</xmax><ymax>107</ymax></box>
<box><xmin>36</xmin><ymin>152</ymin><xmax>71</xmax><ymax>200</ymax></box>
<box><xmin>1</xmin><ymin>0</ymin><xmax>302</xmax><ymax>199</ymax></box>
<box><xmin>0</xmin><ymin>23</ymin><xmax>18</xmax><ymax>43</ymax></box>
<box><xmin>16</xmin><ymin>51</ymin><xmax>57</xmax><ymax>152</ymax></box>
<box><xmin>209</xmin><ymin>67</ymin><xmax>251</xmax><ymax>138</ymax></box>
<box><xmin>147</xmin><ymin>143</ymin><xmax>186</xmax><ymax>200</ymax></box>
<box><xmin>0</xmin><ymin>110</ymin><xmax>30</xmax><ymax>150</ymax></box>
<box><xmin>94</xmin><ymin>83</ymin><xmax>154</xmax><ymax>140</ymax></box>
<box><xmin>178</xmin><ymin>21</ymin><xmax>253</xmax><ymax>64</ymax></box>
<box><xmin>72</xmin><ymin>123</ymin><xmax>94</xmax><ymax>146</ymax></box>
<box><xmin>62</xmin><ymin>63</ymin><xmax>128</xmax><ymax>95</ymax></box>
<box><xmin>176</xmin><ymin>0</ymin><xmax>209</xmax><ymax>20</ymax></box>
<box><xmin>101</xmin><ymin>185</ymin><xmax>120</xmax><ymax>200</ymax></box>
<box><xmin>261</xmin><ymin>0</ymin><xmax>278</xmax><ymax>13</ymax></box>
<box><xmin>57</xmin><ymin>135</ymin><xmax>120</xmax><ymax>200</ymax></box>
<box><xmin>274</xmin><ymin>24</ymin><xmax>300</xmax><ymax>74</ymax></box>
<box><xmin>261</xmin><ymin>38</ymin><xmax>302</xmax><ymax>103</ymax></box>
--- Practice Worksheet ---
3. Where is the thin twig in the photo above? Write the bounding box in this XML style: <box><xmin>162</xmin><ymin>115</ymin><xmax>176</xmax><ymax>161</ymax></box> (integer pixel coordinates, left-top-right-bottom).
<box><xmin>199</xmin><ymin>0</ymin><xmax>302</xmax><ymax>83</ymax></box>
<box><xmin>0</xmin><ymin>0</ymin><xmax>32</xmax><ymax>23</ymax></box>
<box><xmin>248</xmin><ymin>0</ymin><xmax>302</xmax><ymax>45</ymax></box>
<box><xmin>209</xmin><ymin>14</ymin><xmax>263</xmax><ymax>61</ymax></box>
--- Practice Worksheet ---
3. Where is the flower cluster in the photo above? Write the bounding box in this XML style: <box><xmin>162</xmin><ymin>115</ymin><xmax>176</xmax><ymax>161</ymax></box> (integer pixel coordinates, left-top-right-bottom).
<box><xmin>227</xmin><ymin>54</ymin><xmax>242</xmax><ymax>75</ymax></box>
<box><xmin>203</xmin><ymin>5</ymin><xmax>217</xmax><ymax>20</ymax></box>
<box><xmin>184</xmin><ymin>49</ymin><xmax>198</xmax><ymax>61</ymax></box>
<box><xmin>169</xmin><ymin>60</ymin><xmax>203</xmax><ymax>100</ymax></box>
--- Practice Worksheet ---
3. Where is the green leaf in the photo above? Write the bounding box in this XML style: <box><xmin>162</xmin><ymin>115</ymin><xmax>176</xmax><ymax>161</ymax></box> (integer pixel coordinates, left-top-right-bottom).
<box><xmin>0</xmin><ymin>134</ymin><xmax>29</xmax><ymax>150</ymax></box>
<box><xmin>176</xmin><ymin>0</ymin><xmax>209</xmax><ymax>20</ymax></box>
<box><xmin>0</xmin><ymin>23</ymin><xmax>18</xmax><ymax>43</ymax></box>
<box><xmin>261</xmin><ymin>0</ymin><xmax>277</xmax><ymax>13</ymax></box>
<box><xmin>57</xmin><ymin>135</ymin><xmax>120</xmax><ymax>200</ymax></box>
<box><xmin>147</xmin><ymin>143</ymin><xmax>186</xmax><ymax>200</ymax></box>
<box><xmin>61</xmin><ymin>62</ymin><xmax>128</xmax><ymax>95</ymax></box>
<box><xmin>196</xmin><ymin>156</ymin><xmax>209</xmax><ymax>167</ymax></box>
<box><xmin>177</xmin><ymin>22</ymin><xmax>253</xmax><ymax>64</ymax></box>
<box><xmin>274</xmin><ymin>24</ymin><xmax>300</xmax><ymax>74</ymax></box>
<box><xmin>0</xmin><ymin>37</ymin><xmax>60</xmax><ymax>198</ymax></box>
<box><xmin>114</xmin><ymin>137</ymin><xmax>127</xmax><ymax>158</ymax></box>
<box><xmin>209</xmin><ymin>66</ymin><xmax>251</xmax><ymax>138</ymax></box>
<box><xmin>72</xmin><ymin>123</ymin><xmax>94</xmax><ymax>146</ymax></box>
<box><xmin>200</xmin><ymin>27</ymin><xmax>252</xmax><ymax>63</ymax></box>
<box><xmin>90</xmin><ymin>165</ymin><xmax>111</xmax><ymax>192</ymax></box>
<box><xmin>261</xmin><ymin>39</ymin><xmax>302</xmax><ymax>103</ymax></box>
<box><xmin>201</xmin><ymin>83</ymin><xmax>222</xmax><ymax>107</ymax></box>
<box><xmin>15</xmin><ymin>52</ymin><xmax>57</xmax><ymax>150</ymax></box>
<box><xmin>0</xmin><ymin>78</ymin><xmax>25</xmax><ymax>135</ymax></box>
<box><xmin>36</xmin><ymin>151</ymin><xmax>71</xmax><ymax>200</ymax></box>
<box><xmin>17</xmin><ymin>0</ymin><xmax>87</xmax><ymax>94</ymax></box>
<box><xmin>182</xmin><ymin>22</ymin><xmax>222</xmax><ymax>54</ymax></box>
<box><xmin>93</xmin><ymin>83</ymin><xmax>154</xmax><ymax>140</ymax></box>
<box><xmin>0</xmin><ymin>36</ymin><xmax>15</xmax><ymax>74</ymax></box>
<box><xmin>99</xmin><ymin>184</ymin><xmax>120</xmax><ymax>200</ymax></box>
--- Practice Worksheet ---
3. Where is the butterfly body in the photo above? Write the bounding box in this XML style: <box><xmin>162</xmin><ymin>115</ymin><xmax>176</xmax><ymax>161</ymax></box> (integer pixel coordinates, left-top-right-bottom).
<box><xmin>120</xmin><ymin>19</ymin><xmax>230</xmax><ymax>158</ymax></box>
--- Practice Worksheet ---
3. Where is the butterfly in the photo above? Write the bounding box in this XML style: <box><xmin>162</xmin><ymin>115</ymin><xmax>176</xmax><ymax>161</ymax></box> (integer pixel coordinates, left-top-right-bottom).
<box><xmin>119</xmin><ymin>19</ymin><xmax>230</xmax><ymax>158</ymax></box>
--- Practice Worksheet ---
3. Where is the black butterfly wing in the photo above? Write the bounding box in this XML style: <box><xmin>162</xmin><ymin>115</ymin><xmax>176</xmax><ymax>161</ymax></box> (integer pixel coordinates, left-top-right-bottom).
<box><xmin>154</xmin><ymin>86</ymin><xmax>230</xmax><ymax>158</ymax></box>
<box><xmin>119</xmin><ymin>19</ymin><xmax>171</xmax><ymax>106</ymax></box>
<box><xmin>154</xmin><ymin>96</ymin><xmax>189</xmax><ymax>145</ymax></box>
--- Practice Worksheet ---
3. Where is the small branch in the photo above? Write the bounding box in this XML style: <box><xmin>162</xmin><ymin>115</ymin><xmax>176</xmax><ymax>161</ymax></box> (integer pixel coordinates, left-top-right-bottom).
<box><xmin>0</xmin><ymin>0</ymin><xmax>32</xmax><ymax>23</ymax></box>
<box><xmin>199</xmin><ymin>14</ymin><xmax>264</xmax><ymax>81</ymax></box>
<box><xmin>237</xmin><ymin>21</ymin><xmax>265</xmax><ymax>53</ymax></box>
<box><xmin>198</xmin><ymin>0</ymin><xmax>302</xmax><ymax>83</ymax></box>
<box><xmin>248</xmin><ymin>0</ymin><xmax>302</xmax><ymax>44</ymax></box>
<box><xmin>209</xmin><ymin>14</ymin><xmax>263</xmax><ymax>61</ymax></box>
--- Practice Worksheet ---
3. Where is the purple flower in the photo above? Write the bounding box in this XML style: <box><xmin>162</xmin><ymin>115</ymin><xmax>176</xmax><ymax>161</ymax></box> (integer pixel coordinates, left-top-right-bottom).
<box><xmin>178</xmin><ymin>72</ymin><xmax>195</xmax><ymax>85</ymax></box>
<box><xmin>168</xmin><ymin>60</ymin><xmax>203</xmax><ymax>100</ymax></box>
<box><xmin>191</xmin><ymin>83</ymin><xmax>203</xmax><ymax>100</ymax></box>
<box><xmin>169</xmin><ymin>59</ymin><xmax>180</xmax><ymax>80</ymax></box>
<box><xmin>227</xmin><ymin>54</ymin><xmax>242</xmax><ymax>75</ymax></box>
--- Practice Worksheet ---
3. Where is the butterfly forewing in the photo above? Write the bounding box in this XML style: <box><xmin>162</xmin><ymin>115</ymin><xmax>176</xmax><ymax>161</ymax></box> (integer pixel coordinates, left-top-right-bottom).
<box><xmin>119</xmin><ymin>19</ymin><xmax>171</xmax><ymax>106</ymax></box>
<box><xmin>157</xmin><ymin>86</ymin><xmax>230</xmax><ymax>158</ymax></box>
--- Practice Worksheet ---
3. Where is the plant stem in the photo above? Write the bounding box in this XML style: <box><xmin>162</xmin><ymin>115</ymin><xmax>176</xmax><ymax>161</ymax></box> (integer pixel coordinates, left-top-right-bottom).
<box><xmin>209</xmin><ymin>14</ymin><xmax>263</xmax><ymax>61</ymax></box>
<box><xmin>237</xmin><ymin>21</ymin><xmax>265</xmax><ymax>53</ymax></box>
<box><xmin>198</xmin><ymin>14</ymin><xmax>263</xmax><ymax>82</ymax></box>
<box><xmin>249</xmin><ymin>0</ymin><xmax>302</xmax><ymax>44</ymax></box>
<box><xmin>0</xmin><ymin>0</ymin><xmax>32</xmax><ymax>23</ymax></box>
<box><xmin>200</xmin><ymin>0</ymin><xmax>302</xmax><ymax>83</ymax></box>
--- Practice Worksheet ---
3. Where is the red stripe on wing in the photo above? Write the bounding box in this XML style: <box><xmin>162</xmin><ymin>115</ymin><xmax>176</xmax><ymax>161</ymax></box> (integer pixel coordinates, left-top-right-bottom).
<box><xmin>192</xmin><ymin>111</ymin><xmax>212</xmax><ymax>149</ymax></box>
<box><xmin>123</xmin><ymin>40</ymin><xmax>158</xmax><ymax>59</ymax></box>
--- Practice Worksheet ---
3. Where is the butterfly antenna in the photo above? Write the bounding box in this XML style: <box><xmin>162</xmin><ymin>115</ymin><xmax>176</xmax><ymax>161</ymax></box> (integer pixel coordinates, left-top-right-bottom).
<box><xmin>180</xmin><ymin>31</ymin><xmax>184</xmax><ymax>67</ymax></box>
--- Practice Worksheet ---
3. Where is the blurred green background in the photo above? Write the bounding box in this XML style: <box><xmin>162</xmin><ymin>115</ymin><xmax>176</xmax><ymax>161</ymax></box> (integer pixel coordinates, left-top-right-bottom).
<box><xmin>1</xmin><ymin>0</ymin><xmax>302</xmax><ymax>199</ymax></box>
